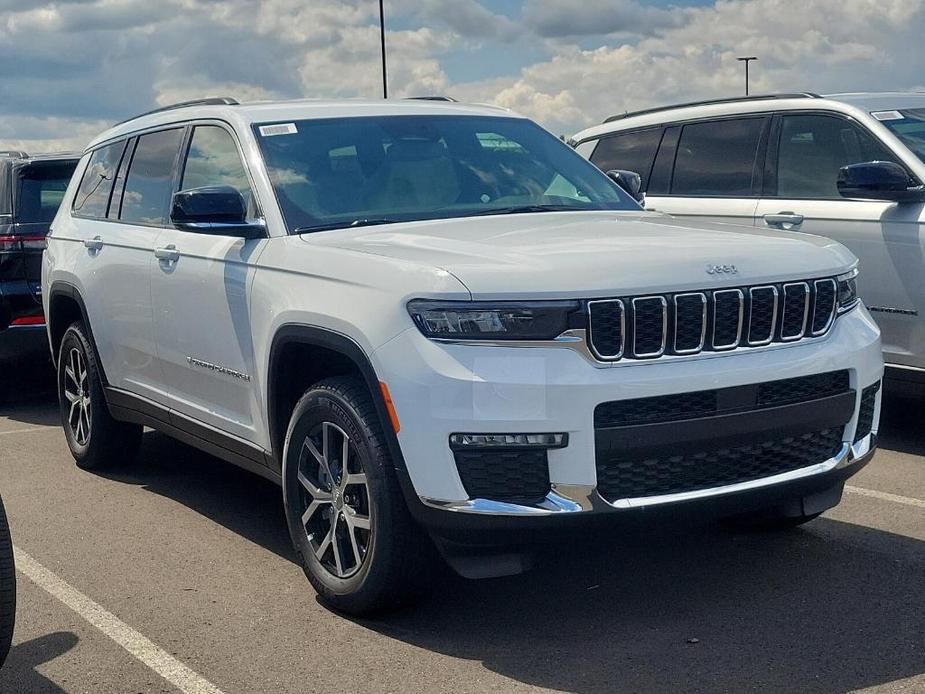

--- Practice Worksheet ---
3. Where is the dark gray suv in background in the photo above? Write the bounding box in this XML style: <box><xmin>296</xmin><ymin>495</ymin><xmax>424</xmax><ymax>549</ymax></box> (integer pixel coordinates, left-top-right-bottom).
<box><xmin>0</xmin><ymin>151</ymin><xmax>78</xmax><ymax>360</ymax></box>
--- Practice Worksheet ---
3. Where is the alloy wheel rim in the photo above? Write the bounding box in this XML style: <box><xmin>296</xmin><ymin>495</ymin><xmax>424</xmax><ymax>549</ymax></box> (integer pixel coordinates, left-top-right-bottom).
<box><xmin>297</xmin><ymin>421</ymin><xmax>372</xmax><ymax>578</ymax></box>
<box><xmin>63</xmin><ymin>346</ymin><xmax>91</xmax><ymax>446</ymax></box>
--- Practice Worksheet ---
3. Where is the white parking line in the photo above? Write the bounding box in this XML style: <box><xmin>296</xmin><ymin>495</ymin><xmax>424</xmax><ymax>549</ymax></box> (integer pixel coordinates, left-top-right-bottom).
<box><xmin>845</xmin><ymin>486</ymin><xmax>925</xmax><ymax>509</ymax></box>
<box><xmin>0</xmin><ymin>426</ymin><xmax>54</xmax><ymax>436</ymax></box>
<box><xmin>14</xmin><ymin>545</ymin><xmax>226</xmax><ymax>694</ymax></box>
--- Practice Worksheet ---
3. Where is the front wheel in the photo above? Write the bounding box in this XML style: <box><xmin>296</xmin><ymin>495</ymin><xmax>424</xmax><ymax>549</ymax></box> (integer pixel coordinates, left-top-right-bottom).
<box><xmin>282</xmin><ymin>377</ymin><xmax>430</xmax><ymax>615</ymax></box>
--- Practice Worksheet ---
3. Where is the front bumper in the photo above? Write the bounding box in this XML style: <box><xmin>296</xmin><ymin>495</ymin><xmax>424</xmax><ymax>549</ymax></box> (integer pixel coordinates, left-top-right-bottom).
<box><xmin>373</xmin><ymin>304</ymin><xmax>883</xmax><ymax>528</ymax></box>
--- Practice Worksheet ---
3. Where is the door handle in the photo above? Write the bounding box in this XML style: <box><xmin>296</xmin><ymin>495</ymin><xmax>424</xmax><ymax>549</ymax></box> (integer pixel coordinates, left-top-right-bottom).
<box><xmin>83</xmin><ymin>236</ymin><xmax>103</xmax><ymax>251</ymax></box>
<box><xmin>763</xmin><ymin>212</ymin><xmax>804</xmax><ymax>229</ymax></box>
<box><xmin>154</xmin><ymin>245</ymin><xmax>180</xmax><ymax>263</ymax></box>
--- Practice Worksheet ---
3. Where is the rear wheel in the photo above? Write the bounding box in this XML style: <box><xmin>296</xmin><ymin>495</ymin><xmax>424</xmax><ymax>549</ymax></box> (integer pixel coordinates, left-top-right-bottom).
<box><xmin>282</xmin><ymin>377</ymin><xmax>430</xmax><ymax>615</ymax></box>
<box><xmin>57</xmin><ymin>322</ymin><xmax>142</xmax><ymax>470</ymax></box>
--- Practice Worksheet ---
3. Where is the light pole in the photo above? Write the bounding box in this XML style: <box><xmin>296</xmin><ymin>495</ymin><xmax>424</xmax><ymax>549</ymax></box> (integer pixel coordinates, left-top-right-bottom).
<box><xmin>737</xmin><ymin>56</ymin><xmax>757</xmax><ymax>96</ymax></box>
<box><xmin>379</xmin><ymin>0</ymin><xmax>388</xmax><ymax>99</ymax></box>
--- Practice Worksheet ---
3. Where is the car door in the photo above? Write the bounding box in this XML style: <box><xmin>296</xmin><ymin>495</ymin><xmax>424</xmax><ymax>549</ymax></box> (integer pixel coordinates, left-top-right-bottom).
<box><xmin>70</xmin><ymin>131</ymin><xmax>182</xmax><ymax>399</ymax></box>
<box><xmin>643</xmin><ymin>116</ymin><xmax>769</xmax><ymax>227</ymax></box>
<box><xmin>150</xmin><ymin>123</ymin><xmax>267</xmax><ymax>443</ymax></box>
<box><xmin>754</xmin><ymin>112</ymin><xmax>925</xmax><ymax>370</ymax></box>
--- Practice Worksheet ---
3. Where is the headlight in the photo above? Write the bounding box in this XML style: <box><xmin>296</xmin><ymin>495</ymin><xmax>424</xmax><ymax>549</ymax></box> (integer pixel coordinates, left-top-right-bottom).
<box><xmin>837</xmin><ymin>269</ymin><xmax>859</xmax><ymax>313</ymax></box>
<box><xmin>407</xmin><ymin>300</ymin><xmax>580</xmax><ymax>340</ymax></box>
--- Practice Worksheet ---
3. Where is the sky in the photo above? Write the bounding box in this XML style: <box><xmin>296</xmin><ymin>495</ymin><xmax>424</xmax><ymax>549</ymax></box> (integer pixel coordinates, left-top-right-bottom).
<box><xmin>1</xmin><ymin>0</ymin><xmax>923</xmax><ymax>152</ymax></box>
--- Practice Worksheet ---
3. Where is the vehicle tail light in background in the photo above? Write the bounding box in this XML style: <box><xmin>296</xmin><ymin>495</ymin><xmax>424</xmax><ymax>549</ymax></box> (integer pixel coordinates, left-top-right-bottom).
<box><xmin>0</xmin><ymin>235</ymin><xmax>47</xmax><ymax>251</ymax></box>
<box><xmin>10</xmin><ymin>315</ymin><xmax>45</xmax><ymax>326</ymax></box>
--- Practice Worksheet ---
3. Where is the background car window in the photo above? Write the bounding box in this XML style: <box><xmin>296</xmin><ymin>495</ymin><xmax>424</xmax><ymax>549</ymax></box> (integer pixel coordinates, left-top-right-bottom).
<box><xmin>878</xmin><ymin>109</ymin><xmax>925</xmax><ymax>164</ymax></box>
<box><xmin>776</xmin><ymin>114</ymin><xmax>899</xmax><ymax>199</ymax></box>
<box><xmin>181</xmin><ymin>126</ymin><xmax>254</xmax><ymax>215</ymax></box>
<box><xmin>671</xmin><ymin>118</ymin><xmax>765</xmax><ymax>196</ymax></box>
<box><xmin>73</xmin><ymin>142</ymin><xmax>126</xmax><ymax>218</ymax></box>
<box><xmin>120</xmin><ymin>128</ymin><xmax>184</xmax><ymax>226</ymax></box>
<box><xmin>590</xmin><ymin>129</ymin><xmax>662</xmax><ymax>190</ymax></box>
<box><xmin>16</xmin><ymin>163</ymin><xmax>76</xmax><ymax>223</ymax></box>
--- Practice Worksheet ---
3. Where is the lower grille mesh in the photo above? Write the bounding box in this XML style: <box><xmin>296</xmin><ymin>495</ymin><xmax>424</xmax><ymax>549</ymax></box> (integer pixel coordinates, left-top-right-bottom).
<box><xmin>454</xmin><ymin>449</ymin><xmax>551</xmax><ymax>503</ymax></box>
<box><xmin>596</xmin><ymin>428</ymin><xmax>845</xmax><ymax>502</ymax></box>
<box><xmin>854</xmin><ymin>381</ymin><xmax>880</xmax><ymax>443</ymax></box>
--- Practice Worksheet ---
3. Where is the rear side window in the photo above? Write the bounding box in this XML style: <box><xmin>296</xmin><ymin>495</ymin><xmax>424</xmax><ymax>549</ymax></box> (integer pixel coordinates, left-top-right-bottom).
<box><xmin>120</xmin><ymin>128</ymin><xmax>184</xmax><ymax>226</ymax></box>
<box><xmin>73</xmin><ymin>142</ymin><xmax>126</xmax><ymax>218</ymax></box>
<box><xmin>590</xmin><ymin>129</ymin><xmax>662</xmax><ymax>189</ymax></box>
<box><xmin>180</xmin><ymin>126</ymin><xmax>255</xmax><ymax>215</ymax></box>
<box><xmin>671</xmin><ymin>118</ymin><xmax>766</xmax><ymax>196</ymax></box>
<box><xmin>775</xmin><ymin>114</ymin><xmax>900</xmax><ymax>199</ymax></box>
<box><xmin>16</xmin><ymin>162</ymin><xmax>76</xmax><ymax>224</ymax></box>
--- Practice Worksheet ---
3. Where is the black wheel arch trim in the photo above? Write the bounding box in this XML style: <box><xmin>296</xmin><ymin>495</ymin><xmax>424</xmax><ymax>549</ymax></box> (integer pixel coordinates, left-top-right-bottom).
<box><xmin>267</xmin><ymin>324</ymin><xmax>413</xmax><ymax>484</ymax></box>
<box><xmin>47</xmin><ymin>281</ymin><xmax>108</xmax><ymax>385</ymax></box>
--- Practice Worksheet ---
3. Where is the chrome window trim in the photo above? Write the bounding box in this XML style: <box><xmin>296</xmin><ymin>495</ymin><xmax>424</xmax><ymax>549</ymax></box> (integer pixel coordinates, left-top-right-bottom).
<box><xmin>711</xmin><ymin>288</ymin><xmax>744</xmax><ymax>351</ymax></box>
<box><xmin>812</xmin><ymin>278</ymin><xmax>838</xmax><ymax>335</ymax></box>
<box><xmin>587</xmin><ymin>298</ymin><xmax>625</xmax><ymax>360</ymax></box>
<box><xmin>781</xmin><ymin>282</ymin><xmax>810</xmax><ymax>341</ymax></box>
<box><xmin>673</xmin><ymin>292</ymin><xmax>707</xmax><ymax>355</ymax></box>
<box><xmin>632</xmin><ymin>296</ymin><xmax>667</xmax><ymax>358</ymax></box>
<box><xmin>747</xmin><ymin>285</ymin><xmax>778</xmax><ymax>346</ymax></box>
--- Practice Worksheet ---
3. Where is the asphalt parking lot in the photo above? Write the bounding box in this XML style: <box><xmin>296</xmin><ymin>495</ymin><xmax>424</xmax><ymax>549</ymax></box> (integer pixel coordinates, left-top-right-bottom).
<box><xmin>0</xmin><ymin>359</ymin><xmax>922</xmax><ymax>694</ymax></box>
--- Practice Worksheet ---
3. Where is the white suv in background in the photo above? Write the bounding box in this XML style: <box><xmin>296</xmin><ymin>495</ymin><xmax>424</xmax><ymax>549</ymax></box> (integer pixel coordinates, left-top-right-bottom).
<box><xmin>44</xmin><ymin>97</ymin><xmax>882</xmax><ymax>614</ymax></box>
<box><xmin>572</xmin><ymin>92</ymin><xmax>925</xmax><ymax>394</ymax></box>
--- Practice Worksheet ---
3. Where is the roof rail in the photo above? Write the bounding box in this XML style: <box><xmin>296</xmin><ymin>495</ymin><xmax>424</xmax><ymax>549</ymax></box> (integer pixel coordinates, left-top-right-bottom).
<box><xmin>0</xmin><ymin>150</ymin><xmax>29</xmax><ymax>160</ymax></box>
<box><xmin>113</xmin><ymin>97</ymin><xmax>240</xmax><ymax>127</ymax></box>
<box><xmin>403</xmin><ymin>96</ymin><xmax>458</xmax><ymax>102</ymax></box>
<box><xmin>603</xmin><ymin>93</ymin><xmax>822</xmax><ymax>123</ymax></box>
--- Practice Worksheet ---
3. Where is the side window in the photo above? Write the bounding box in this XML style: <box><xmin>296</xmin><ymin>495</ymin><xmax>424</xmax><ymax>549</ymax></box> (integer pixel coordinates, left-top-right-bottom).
<box><xmin>671</xmin><ymin>118</ymin><xmax>766</xmax><ymax>196</ymax></box>
<box><xmin>775</xmin><ymin>114</ymin><xmax>900</xmax><ymax>199</ymax></box>
<box><xmin>181</xmin><ymin>126</ymin><xmax>253</xmax><ymax>214</ymax></box>
<box><xmin>120</xmin><ymin>128</ymin><xmax>184</xmax><ymax>226</ymax></box>
<box><xmin>590</xmin><ymin>128</ymin><xmax>663</xmax><ymax>189</ymax></box>
<box><xmin>72</xmin><ymin>141</ymin><xmax>126</xmax><ymax>218</ymax></box>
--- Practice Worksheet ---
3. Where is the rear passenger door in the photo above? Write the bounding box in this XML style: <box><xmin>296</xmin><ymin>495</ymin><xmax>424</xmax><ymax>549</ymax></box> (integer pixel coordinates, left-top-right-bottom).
<box><xmin>644</xmin><ymin>116</ymin><xmax>769</xmax><ymax>227</ymax></box>
<box><xmin>72</xmin><ymin>129</ymin><xmax>184</xmax><ymax>400</ymax></box>
<box><xmin>149</xmin><ymin>123</ymin><xmax>267</xmax><ymax>444</ymax></box>
<box><xmin>755</xmin><ymin>112</ymin><xmax>925</xmax><ymax>369</ymax></box>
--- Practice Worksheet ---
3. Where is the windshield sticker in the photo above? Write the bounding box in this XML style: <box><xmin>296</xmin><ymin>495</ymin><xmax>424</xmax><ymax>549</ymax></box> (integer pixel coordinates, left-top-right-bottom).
<box><xmin>871</xmin><ymin>110</ymin><xmax>904</xmax><ymax>121</ymax></box>
<box><xmin>259</xmin><ymin>123</ymin><xmax>298</xmax><ymax>137</ymax></box>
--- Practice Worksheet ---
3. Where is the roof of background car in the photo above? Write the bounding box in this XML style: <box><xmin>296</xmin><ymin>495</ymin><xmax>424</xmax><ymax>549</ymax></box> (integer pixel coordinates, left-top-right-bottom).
<box><xmin>571</xmin><ymin>91</ymin><xmax>925</xmax><ymax>144</ymax></box>
<box><xmin>86</xmin><ymin>98</ymin><xmax>521</xmax><ymax>151</ymax></box>
<box><xmin>0</xmin><ymin>151</ymin><xmax>81</xmax><ymax>164</ymax></box>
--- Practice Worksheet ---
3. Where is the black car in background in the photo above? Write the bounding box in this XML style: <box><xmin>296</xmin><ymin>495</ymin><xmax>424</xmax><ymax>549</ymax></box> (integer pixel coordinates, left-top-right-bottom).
<box><xmin>0</xmin><ymin>151</ymin><xmax>79</xmax><ymax>361</ymax></box>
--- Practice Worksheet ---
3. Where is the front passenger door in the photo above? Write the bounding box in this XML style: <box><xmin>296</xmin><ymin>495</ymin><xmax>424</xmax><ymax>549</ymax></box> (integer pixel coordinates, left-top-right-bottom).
<box><xmin>150</xmin><ymin>124</ymin><xmax>268</xmax><ymax>445</ymax></box>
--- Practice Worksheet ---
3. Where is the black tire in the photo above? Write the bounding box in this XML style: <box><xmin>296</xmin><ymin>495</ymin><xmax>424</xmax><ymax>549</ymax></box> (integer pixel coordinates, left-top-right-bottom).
<box><xmin>0</xmin><ymin>494</ymin><xmax>15</xmax><ymax>668</ymax></box>
<box><xmin>282</xmin><ymin>377</ymin><xmax>431</xmax><ymax>615</ymax></box>
<box><xmin>57</xmin><ymin>322</ymin><xmax>142</xmax><ymax>470</ymax></box>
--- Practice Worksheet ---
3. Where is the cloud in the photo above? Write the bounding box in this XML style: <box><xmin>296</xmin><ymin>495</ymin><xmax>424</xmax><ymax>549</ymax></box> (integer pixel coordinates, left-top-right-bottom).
<box><xmin>521</xmin><ymin>0</ymin><xmax>685</xmax><ymax>38</ymax></box>
<box><xmin>1</xmin><ymin>0</ymin><xmax>924</xmax><ymax>151</ymax></box>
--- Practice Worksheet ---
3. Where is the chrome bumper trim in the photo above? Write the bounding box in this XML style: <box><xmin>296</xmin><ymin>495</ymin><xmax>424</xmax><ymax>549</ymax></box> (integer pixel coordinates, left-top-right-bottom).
<box><xmin>418</xmin><ymin>434</ymin><xmax>877</xmax><ymax>516</ymax></box>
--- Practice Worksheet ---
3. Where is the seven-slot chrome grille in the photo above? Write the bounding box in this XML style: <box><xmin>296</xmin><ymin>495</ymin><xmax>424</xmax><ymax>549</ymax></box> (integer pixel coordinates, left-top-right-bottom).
<box><xmin>587</xmin><ymin>278</ymin><xmax>838</xmax><ymax>361</ymax></box>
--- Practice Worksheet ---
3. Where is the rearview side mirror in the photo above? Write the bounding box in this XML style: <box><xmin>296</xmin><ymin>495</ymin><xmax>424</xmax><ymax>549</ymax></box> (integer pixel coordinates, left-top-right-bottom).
<box><xmin>606</xmin><ymin>169</ymin><xmax>645</xmax><ymax>204</ymax></box>
<box><xmin>170</xmin><ymin>186</ymin><xmax>266</xmax><ymax>239</ymax></box>
<box><xmin>837</xmin><ymin>161</ymin><xmax>925</xmax><ymax>203</ymax></box>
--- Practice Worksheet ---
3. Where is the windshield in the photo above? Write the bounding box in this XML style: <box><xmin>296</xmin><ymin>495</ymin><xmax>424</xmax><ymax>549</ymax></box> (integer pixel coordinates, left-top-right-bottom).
<box><xmin>876</xmin><ymin>109</ymin><xmax>925</xmax><ymax>164</ymax></box>
<box><xmin>253</xmin><ymin>115</ymin><xmax>636</xmax><ymax>233</ymax></box>
<box><xmin>15</xmin><ymin>162</ymin><xmax>76</xmax><ymax>224</ymax></box>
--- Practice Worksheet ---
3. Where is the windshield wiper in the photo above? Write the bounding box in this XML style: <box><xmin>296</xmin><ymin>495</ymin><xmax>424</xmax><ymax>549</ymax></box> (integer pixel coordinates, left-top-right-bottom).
<box><xmin>465</xmin><ymin>204</ymin><xmax>582</xmax><ymax>218</ymax></box>
<box><xmin>294</xmin><ymin>218</ymin><xmax>397</xmax><ymax>234</ymax></box>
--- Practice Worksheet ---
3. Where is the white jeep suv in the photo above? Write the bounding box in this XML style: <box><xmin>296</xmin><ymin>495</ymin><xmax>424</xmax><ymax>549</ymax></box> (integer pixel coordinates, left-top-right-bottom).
<box><xmin>571</xmin><ymin>92</ymin><xmax>925</xmax><ymax>394</ymax></box>
<box><xmin>43</xmin><ymin>97</ymin><xmax>882</xmax><ymax>614</ymax></box>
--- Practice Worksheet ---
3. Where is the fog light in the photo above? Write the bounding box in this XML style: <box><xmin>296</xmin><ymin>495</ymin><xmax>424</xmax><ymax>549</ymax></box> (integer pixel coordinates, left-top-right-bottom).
<box><xmin>449</xmin><ymin>433</ymin><xmax>568</xmax><ymax>449</ymax></box>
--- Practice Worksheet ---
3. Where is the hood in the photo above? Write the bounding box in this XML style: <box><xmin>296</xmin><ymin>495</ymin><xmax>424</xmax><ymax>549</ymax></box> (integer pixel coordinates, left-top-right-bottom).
<box><xmin>304</xmin><ymin>211</ymin><xmax>857</xmax><ymax>299</ymax></box>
